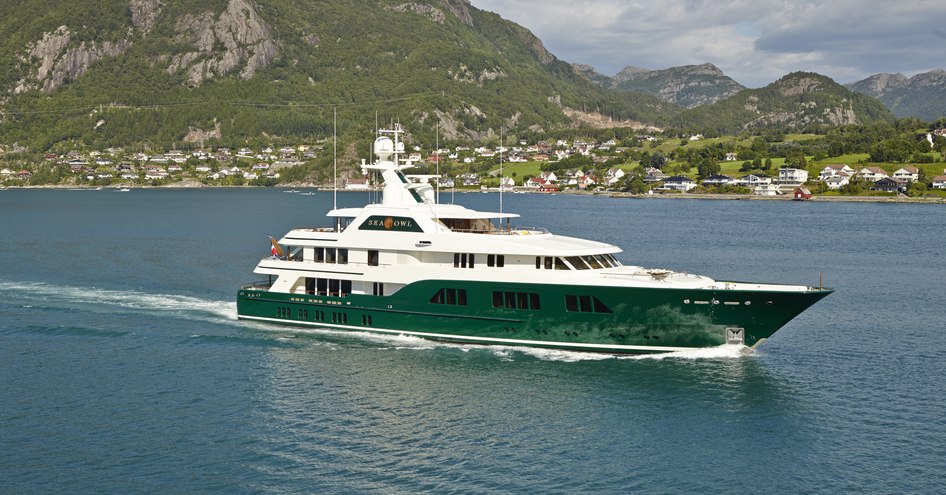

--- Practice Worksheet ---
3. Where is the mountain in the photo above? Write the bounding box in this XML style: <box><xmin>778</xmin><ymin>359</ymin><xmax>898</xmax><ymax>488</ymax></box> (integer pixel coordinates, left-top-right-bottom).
<box><xmin>847</xmin><ymin>70</ymin><xmax>946</xmax><ymax>121</ymax></box>
<box><xmin>669</xmin><ymin>72</ymin><xmax>895</xmax><ymax>133</ymax></box>
<box><xmin>0</xmin><ymin>0</ymin><xmax>677</xmax><ymax>152</ymax></box>
<box><xmin>574</xmin><ymin>63</ymin><xmax>745</xmax><ymax>108</ymax></box>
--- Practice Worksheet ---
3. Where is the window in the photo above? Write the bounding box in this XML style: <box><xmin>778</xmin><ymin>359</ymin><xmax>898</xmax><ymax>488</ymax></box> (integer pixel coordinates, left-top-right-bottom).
<box><xmin>583</xmin><ymin>255</ymin><xmax>602</xmax><ymax>269</ymax></box>
<box><xmin>305</xmin><ymin>277</ymin><xmax>316</xmax><ymax>294</ymax></box>
<box><xmin>566</xmin><ymin>256</ymin><xmax>590</xmax><ymax>270</ymax></box>
<box><xmin>496</xmin><ymin>255</ymin><xmax>504</xmax><ymax>267</ymax></box>
<box><xmin>492</xmin><ymin>291</ymin><xmax>541</xmax><ymax>310</ymax></box>
<box><xmin>373</xmin><ymin>282</ymin><xmax>384</xmax><ymax>296</ymax></box>
<box><xmin>545</xmin><ymin>257</ymin><xmax>553</xmax><ymax>270</ymax></box>
<box><xmin>326</xmin><ymin>248</ymin><xmax>337</xmax><ymax>263</ymax></box>
<box><xmin>315</xmin><ymin>247</ymin><xmax>325</xmax><ymax>263</ymax></box>
<box><xmin>368</xmin><ymin>250</ymin><xmax>379</xmax><ymax>266</ymax></box>
<box><xmin>564</xmin><ymin>295</ymin><xmax>612</xmax><ymax>313</ymax></box>
<box><xmin>454</xmin><ymin>253</ymin><xmax>476</xmax><ymax>268</ymax></box>
<box><xmin>329</xmin><ymin>279</ymin><xmax>340</xmax><ymax>296</ymax></box>
<box><xmin>288</xmin><ymin>246</ymin><xmax>303</xmax><ymax>261</ymax></box>
<box><xmin>554</xmin><ymin>257</ymin><xmax>569</xmax><ymax>270</ymax></box>
<box><xmin>430</xmin><ymin>288</ymin><xmax>467</xmax><ymax>305</ymax></box>
<box><xmin>535</xmin><ymin>257</ymin><xmax>541</xmax><ymax>269</ymax></box>
<box><xmin>317</xmin><ymin>278</ymin><xmax>328</xmax><ymax>295</ymax></box>
<box><xmin>338</xmin><ymin>249</ymin><xmax>348</xmax><ymax>264</ymax></box>
<box><xmin>489</xmin><ymin>254</ymin><xmax>495</xmax><ymax>266</ymax></box>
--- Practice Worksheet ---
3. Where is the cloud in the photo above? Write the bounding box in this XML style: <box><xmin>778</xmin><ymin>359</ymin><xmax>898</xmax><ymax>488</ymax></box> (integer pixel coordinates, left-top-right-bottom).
<box><xmin>470</xmin><ymin>0</ymin><xmax>946</xmax><ymax>87</ymax></box>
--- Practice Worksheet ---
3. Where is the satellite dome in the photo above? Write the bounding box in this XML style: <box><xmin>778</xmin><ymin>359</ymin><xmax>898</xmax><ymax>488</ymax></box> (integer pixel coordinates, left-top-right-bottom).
<box><xmin>374</xmin><ymin>137</ymin><xmax>394</xmax><ymax>158</ymax></box>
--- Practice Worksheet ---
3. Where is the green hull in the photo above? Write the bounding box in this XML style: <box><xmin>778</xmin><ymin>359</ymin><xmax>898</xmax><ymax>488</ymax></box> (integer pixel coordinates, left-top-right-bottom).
<box><xmin>237</xmin><ymin>280</ymin><xmax>832</xmax><ymax>354</ymax></box>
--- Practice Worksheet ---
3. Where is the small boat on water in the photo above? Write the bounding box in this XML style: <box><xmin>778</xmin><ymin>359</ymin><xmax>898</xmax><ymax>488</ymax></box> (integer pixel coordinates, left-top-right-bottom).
<box><xmin>237</xmin><ymin>126</ymin><xmax>832</xmax><ymax>354</ymax></box>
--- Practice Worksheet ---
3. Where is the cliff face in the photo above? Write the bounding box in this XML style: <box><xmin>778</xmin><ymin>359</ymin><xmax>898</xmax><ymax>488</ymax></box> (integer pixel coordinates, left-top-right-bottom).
<box><xmin>14</xmin><ymin>26</ymin><xmax>130</xmax><ymax>94</ymax></box>
<box><xmin>164</xmin><ymin>0</ymin><xmax>278</xmax><ymax>87</ymax></box>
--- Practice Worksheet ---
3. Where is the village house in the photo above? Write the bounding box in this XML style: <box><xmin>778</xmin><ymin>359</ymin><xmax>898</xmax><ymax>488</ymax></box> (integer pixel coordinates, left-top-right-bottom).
<box><xmin>778</xmin><ymin>167</ymin><xmax>809</xmax><ymax>187</ymax></box>
<box><xmin>857</xmin><ymin>166</ymin><xmax>889</xmax><ymax>182</ymax></box>
<box><xmin>737</xmin><ymin>174</ymin><xmax>772</xmax><ymax>187</ymax></box>
<box><xmin>892</xmin><ymin>166</ymin><xmax>919</xmax><ymax>182</ymax></box>
<box><xmin>931</xmin><ymin>175</ymin><xmax>946</xmax><ymax>189</ymax></box>
<box><xmin>605</xmin><ymin>168</ymin><xmax>626</xmax><ymax>186</ymax></box>
<box><xmin>824</xmin><ymin>176</ymin><xmax>849</xmax><ymax>190</ymax></box>
<box><xmin>537</xmin><ymin>171</ymin><xmax>558</xmax><ymax>183</ymax></box>
<box><xmin>725</xmin><ymin>152</ymin><xmax>738</xmax><ymax>161</ymax></box>
<box><xmin>660</xmin><ymin>176</ymin><xmax>696</xmax><ymax>192</ymax></box>
<box><xmin>438</xmin><ymin>176</ymin><xmax>455</xmax><ymax>188</ymax></box>
<box><xmin>819</xmin><ymin>164</ymin><xmax>854</xmax><ymax>180</ymax></box>
<box><xmin>345</xmin><ymin>177</ymin><xmax>370</xmax><ymax>190</ymax></box>
<box><xmin>701</xmin><ymin>174</ymin><xmax>735</xmax><ymax>186</ymax></box>
<box><xmin>753</xmin><ymin>184</ymin><xmax>781</xmax><ymax>196</ymax></box>
<box><xmin>644</xmin><ymin>170</ymin><xmax>669</xmax><ymax>183</ymax></box>
<box><xmin>871</xmin><ymin>177</ymin><xmax>905</xmax><ymax>193</ymax></box>
<box><xmin>793</xmin><ymin>187</ymin><xmax>813</xmax><ymax>200</ymax></box>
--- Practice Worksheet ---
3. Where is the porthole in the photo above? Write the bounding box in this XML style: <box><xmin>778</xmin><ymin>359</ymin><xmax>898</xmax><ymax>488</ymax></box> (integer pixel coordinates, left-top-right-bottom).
<box><xmin>683</xmin><ymin>299</ymin><xmax>691</xmax><ymax>304</ymax></box>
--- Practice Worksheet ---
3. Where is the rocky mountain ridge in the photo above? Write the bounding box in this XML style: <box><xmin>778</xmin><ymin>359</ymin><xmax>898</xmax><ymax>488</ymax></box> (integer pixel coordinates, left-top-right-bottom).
<box><xmin>574</xmin><ymin>63</ymin><xmax>746</xmax><ymax>108</ymax></box>
<box><xmin>847</xmin><ymin>70</ymin><xmax>946</xmax><ymax>121</ymax></box>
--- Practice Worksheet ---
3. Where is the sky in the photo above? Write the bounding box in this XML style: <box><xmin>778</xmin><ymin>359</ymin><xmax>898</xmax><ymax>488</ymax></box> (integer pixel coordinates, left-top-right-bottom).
<box><xmin>469</xmin><ymin>0</ymin><xmax>946</xmax><ymax>88</ymax></box>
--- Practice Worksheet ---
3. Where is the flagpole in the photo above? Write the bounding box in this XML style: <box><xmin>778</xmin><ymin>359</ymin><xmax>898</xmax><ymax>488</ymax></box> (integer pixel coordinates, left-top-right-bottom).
<box><xmin>333</xmin><ymin>106</ymin><xmax>338</xmax><ymax>231</ymax></box>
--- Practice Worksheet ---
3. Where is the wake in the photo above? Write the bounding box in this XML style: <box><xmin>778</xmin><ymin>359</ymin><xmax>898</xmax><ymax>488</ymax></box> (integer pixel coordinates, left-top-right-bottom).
<box><xmin>0</xmin><ymin>280</ymin><xmax>236</xmax><ymax>324</ymax></box>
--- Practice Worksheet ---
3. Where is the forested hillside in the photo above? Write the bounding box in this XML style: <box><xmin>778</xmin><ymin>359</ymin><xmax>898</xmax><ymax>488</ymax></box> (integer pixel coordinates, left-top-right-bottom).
<box><xmin>0</xmin><ymin>0</ymin><xmax>675</xmax><ymax>152</ymax></box>
<box><xmin>670</xmin><ymin>72</ymin><xmax>894</xmax><ymax>134</ymax></box>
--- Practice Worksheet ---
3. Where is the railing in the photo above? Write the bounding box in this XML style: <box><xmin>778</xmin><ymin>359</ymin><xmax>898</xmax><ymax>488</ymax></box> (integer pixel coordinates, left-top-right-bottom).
<box><xmin>446</xmin><ymin>226</ymin><xmax>549</xmax><ymax>235</ymax></box>
<box><xmin>241</xmin><ymin>280</ymin><xmax>274</xmax><ymax>290</ymax></box>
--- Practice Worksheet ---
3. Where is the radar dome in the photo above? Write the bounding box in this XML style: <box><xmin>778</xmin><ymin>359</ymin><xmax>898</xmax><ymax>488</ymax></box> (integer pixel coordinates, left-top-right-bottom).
<box><xmin>374</xmin><ymin>137</ymin><xmax>394</xmax><ymax>159</ymax></box>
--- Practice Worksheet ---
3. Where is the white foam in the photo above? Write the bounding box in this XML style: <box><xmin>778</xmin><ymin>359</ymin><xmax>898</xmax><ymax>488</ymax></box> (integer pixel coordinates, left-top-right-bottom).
<box><xmin>0</xmin><ymin>280</ymin><xmax>236</xmax><ymax>323</ymax></box>
<box><xmin>619</xmin><ymin>343</ymin><xmax>749</xmax><ymax>361</ymax></box>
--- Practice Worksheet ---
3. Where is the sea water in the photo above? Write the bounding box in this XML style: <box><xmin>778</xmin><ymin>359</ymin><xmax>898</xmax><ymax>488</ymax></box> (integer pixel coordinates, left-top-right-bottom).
<box><xmin>1</xmin><ymin>188</ymin><xmax>944</xmax><ymax>493</ymax></box>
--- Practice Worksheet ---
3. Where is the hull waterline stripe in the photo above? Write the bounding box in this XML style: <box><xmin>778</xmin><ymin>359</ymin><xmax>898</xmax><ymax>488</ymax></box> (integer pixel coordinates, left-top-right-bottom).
<box><xmin>238</xmin><ymin>314</ymin><xmax>695</xmax><ymax>353</ymax></box>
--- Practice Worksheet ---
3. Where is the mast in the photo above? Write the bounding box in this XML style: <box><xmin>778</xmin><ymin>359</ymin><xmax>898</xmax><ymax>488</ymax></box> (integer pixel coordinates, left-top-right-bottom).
<box><xmin>499</xmin><ymin>125</ymin><xmax>504</xmax><ymax>215</ymax></box>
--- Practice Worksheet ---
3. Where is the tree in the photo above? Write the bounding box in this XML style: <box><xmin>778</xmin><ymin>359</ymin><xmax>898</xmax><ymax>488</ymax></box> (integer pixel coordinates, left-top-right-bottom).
<box><xmin>621</xmin><ymin>174</ymin><xmax>646</xmax><ymax>194</ymax></box>
<box><xmin>649</xmin><ymin>152</ymin><xmax>667</xmax><ymax>170</ymax></box>
<box><xmin>697</xmin><ymin>156</ymin><xmax>720</xmax><ymax>179</ymax></box>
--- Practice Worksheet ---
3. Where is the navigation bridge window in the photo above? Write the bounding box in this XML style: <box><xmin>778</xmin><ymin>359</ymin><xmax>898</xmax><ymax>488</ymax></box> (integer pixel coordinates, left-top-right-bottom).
<box><xmin>487</xmin><ymin>255</ymin><xmax>505</xmax><ymax>267</ymax></box>
<box><xmin>564</xmin><ymin>295</ymin><xmax>612</xmax><ymax>313</ymax></box>
<box><xmin>536</xmin><ymin>255</ymin><xmax>620</xmax><ymax>270</ymax></box>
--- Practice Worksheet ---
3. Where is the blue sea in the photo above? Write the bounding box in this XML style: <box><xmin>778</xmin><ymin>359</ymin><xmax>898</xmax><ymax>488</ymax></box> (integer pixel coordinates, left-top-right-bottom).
<box><xmin>1</xmin><ymin>188</ymin><xmax>944</xmax><ymax>494</ymax></box>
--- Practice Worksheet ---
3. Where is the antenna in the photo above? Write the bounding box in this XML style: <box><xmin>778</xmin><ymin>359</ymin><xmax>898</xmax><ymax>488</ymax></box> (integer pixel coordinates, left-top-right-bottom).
<box><xmin>499</xmin><ymin>125</ymin><xmax>504</xmax><ymax>215</ymax></box>
<box><xmin>435</xmin><ymin>120</ymin><xmax>440</xmax><ymax>204</ymax></box>
<box><xmin>333</xmin><ymin>107</ymin><xmax>337</xmax><ymax>206</ymax></box>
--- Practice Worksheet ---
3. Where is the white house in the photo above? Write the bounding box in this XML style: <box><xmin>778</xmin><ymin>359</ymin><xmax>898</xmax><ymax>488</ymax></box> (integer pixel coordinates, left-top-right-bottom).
<box><xmin>932</xmin><ymin>175</ymin><xmax>946</xmax><ymax>189</ymax></box>
<box><xmin>538</xmin><ymin>171</ymin><xmax>558</xmax><ymax>183</ymax></box>
<box><xmin>702</xmin><ymin>174</ymin><xmax>735</xmax><ymax>186</ymax></box>
<box><xmin>778</xmin><ymin>167</ymin><xmax>809</xmax><ymax>186</ymax></box>
<box><xmin>605</xmin><ymin>168</ymin><xmax>626</xmax><ymax>185</ymax></box>
<box><xmin>660</xmin><ymin>176</ymin><xmax>696</xmax><ymax>192</ymax></box>
<box><xmin>819</xmin><ymin>164</ymin><xmax>854</xmax><ymax>180</ymax></box>
<box><xmin>857</xmin><ymin>167</ymin><xmax>889</xmax><ymax>182</ymax></box>
<box><xmin>824</xmin><ymin>176</ymin><xmax>850</xmax><ymax>190</ymax></box>
<box><xmin>737</xmin><ymin>174</ymin><xmax>772</xmax><ymax>187</ymax></box>
<box><xmin>753</xmin><ymin>184</ymin><xmax>781</xmax><ymax>196</ymax></box>
<box><xmin>892</xmin><ymin>166</ymin><xmax>919</xmax><ymax>182</ymax></box>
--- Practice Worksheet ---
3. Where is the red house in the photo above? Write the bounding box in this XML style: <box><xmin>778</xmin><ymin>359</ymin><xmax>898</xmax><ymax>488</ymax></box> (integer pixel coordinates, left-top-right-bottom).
<box><xmin>793</xmin><ymin>187</ymin><xmax>812</xmax><ymax>201</ymax></box>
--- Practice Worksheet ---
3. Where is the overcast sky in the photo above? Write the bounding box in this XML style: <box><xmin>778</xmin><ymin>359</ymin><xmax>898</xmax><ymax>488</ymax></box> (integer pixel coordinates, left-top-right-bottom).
<box><xmin>469</xmin><ymin>0</ymin><xmax>946</xmax><ymax>87</ymax></box>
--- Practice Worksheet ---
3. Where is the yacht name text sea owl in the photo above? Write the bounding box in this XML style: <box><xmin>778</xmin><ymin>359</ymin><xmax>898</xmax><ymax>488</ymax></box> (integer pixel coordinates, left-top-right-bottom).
<box><xmin>237</xmin><ymin>126</ymin><xmax>832</xmax><ymax>354</ymax></box>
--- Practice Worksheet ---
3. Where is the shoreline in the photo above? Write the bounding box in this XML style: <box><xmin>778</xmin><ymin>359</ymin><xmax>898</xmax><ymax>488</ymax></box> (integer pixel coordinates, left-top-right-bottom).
<box><xmin>4</xmin><ymin>183</ymin><xmax>946</xmax><ymax>204</ymax></box>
